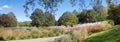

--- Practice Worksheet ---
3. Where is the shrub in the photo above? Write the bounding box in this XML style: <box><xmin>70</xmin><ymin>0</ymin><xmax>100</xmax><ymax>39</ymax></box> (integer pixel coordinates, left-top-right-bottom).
<box><xmin>53</xmin><ymin>29</ymin><xmax>87</xmax><ymax>42</ymax></box>
<box><xmin>106</xmin><ymin>20</ymin><xmax>114</xmax><ymax>26</ymax></box>
<box><xmin>31</xmin><ymin>32</ymin><xmax>41</xmax><ymax>38</ymax></box>
<box><xmin>40</xmin><ymin>30</ymin><xmax>49</xmax><ymax>38</ymax></box>
<box><xmin>6</xmin><ymin>35</ymin><xmax>16</xmax><ymax>40</ymax></box>
<box><xmin>26</xmin><ymin>28</ymin><xmax>32</xmax><ymax>31</ymax></box>
<box><xmin>70</xmin><ymin>30</ymin><xmax>87</xmax><ymax>42</ymax></box>
<box><xmin>31</xmin><ymin>28</ymin><xmax>41</xmax><ymax>38</ymax></box>
<box><xmin>0</xmin><ymin>27</ymin><xmax>65</xmax><ymax>41</ymax></box>
<box><xmin>20</xmin><ymin>34</ymin><xmax>32</xmax><ymax>39</ymax></box>
<box><xmin>53</xmin><ymin>28</ymin><xmax>64</xmax><ymax>36</ymax></box>
<box><xmin>0</xmin><ymin>35</ymin><xmax>4</xmax><ymax>40</ymax></box>
<box><xmin>48</xmin><ymin>32</ymin><xmax>54</xmax><ymax>37</ymax></box>
<box><xmin>53</xmin><ymin>35</ymin><xmax>72</xmax><ymax>42</ymax></box>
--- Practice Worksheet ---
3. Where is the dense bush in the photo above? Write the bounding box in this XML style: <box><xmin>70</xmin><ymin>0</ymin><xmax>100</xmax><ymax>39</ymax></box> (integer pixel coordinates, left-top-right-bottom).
<box><xmin>20</xmin><ymin>34</ymin><xmax>32</xmax><ymax>39</ymax></box>
<box><xmin>53</xmin><ymin>29</ymin><xmax>87</xmax><ymax>42</ymax></box>
<box><xmin>31</xmin><ymin>28</ymin><xmax>41</xmax><ymax>38</ymax></box>
<box><xmin>106</xmin><ymin>20</ymin><xmax>114</xmax><ymax>26</ymax></box>
<box><xmin>6</xmin><ymin>36</ymin><xmax>16</xmax><ymax>40</ymax></box>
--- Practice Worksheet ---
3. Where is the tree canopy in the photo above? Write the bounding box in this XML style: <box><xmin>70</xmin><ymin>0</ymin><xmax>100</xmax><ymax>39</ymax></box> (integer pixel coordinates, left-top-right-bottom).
<box><xmin>30</xmin><ymin>8</ymin><xmax>56</xmax><ymax>27</ymax></box>
<box><xmin>24</xmin><ymin>0</ymin><xmax>120</xmax><ymax>15</ymax></box>
<box><xmin>0</xmin><ymin>12</ymin><xmax>17</xmax><ymax>27</ymax></box>
<box><xmin>108</xmin><ymin>4</ymin><xmax>120</xmax><ymax>25</ymax></box>
<box><xmin>58</xmin><ymin>11</ymin><xmax>78</xmax><ymax>26</ymax></box>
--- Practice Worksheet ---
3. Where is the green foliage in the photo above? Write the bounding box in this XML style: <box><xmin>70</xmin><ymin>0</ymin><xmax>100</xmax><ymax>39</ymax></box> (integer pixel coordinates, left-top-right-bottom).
<box><xmin>53</xmin><ymin>35</ymin><xmax>73</xmax><ymax>42</ymax></box>
<box><xmin>24</xmin><ymin>0</ymin><xmax>63</xmax><ymax>15</ymax></box>
<box><xmin>7</xmin><ymin>12</ymin><xmax>17</xmax><ymax>27</ymax></box>
<box><xmin>78</xmin><ymin>6</ymin><xmax>108</xmax><ymax>23</ymax></box>
<box><xmin>6</xmin><ymin>36</ymin><xmax>16</xmax><ymax>40</ymax></box>
<box><xmin>72</xmin><ymin>10</ymin><xmax>80</xmax><ymax>16</ymax></box>
<box><xmin>108</xmin><ymin>4</ymin><xmax>120</xmax><ymax>25</ymax></box>
<box><xmin>30</xmin><ymin>8</ymin><xmax>56</xmax><ymax>27</ymax></box>
<box><xmin>0</xmin><ymin>12</ymin><xmax>17</xmax><ymax>27</ymax></box>
<box><xmin>0</xmin><ymin>35</ymin><xmax>4</xmax><ymax>40</ymax></box>
<box><xmin>20</xmin><ymin>34</ymin><xmax>32</xmax><ymax>39</ymax></box>
<box><xmin>30</xmin><ymin>8</ymin><xmax>44</xmax><ymax>27</ymax></box>
<box><xmin>43</xmin><ymin>12</ymin><xmax>56</xmax><ymax>26</ymax></box>
<box><xmin>78</xmin><ymin>10</ymin><xmax>97</xmax><ymax>23</ymax></box>
<box><xmin>31</xmin><ymin>31</ymin><xmax>41</xmax><ymax>38</ymax></box>
<box><xmin>17</xmin><ymin>21</ymin><xmax>31</xmax><ymax>27</ymax></box>
<box><xmin>0</xmin><ymin>27</ymin><xmax>64</xmax><ymax>41</ymax></box>
<box><xmin>58</xmin><ymin>11</ymin><xmax>78</xmax><ymax>26</ymax></box>
<box><xmin>86</xmin><ymin>25</ymin><xmax>120</xmax><ymax>42</ymax></box>
<box><xmin>53</xmin><ymin>30</ymin><xmax>88</xmax><ymax>42</ymax></box>
<box><xmin>93</xmin><ymin>6</ymin><xmax>108</xmax><ymax>21</ymax></box>
<box><xmin>106</xmin><ymin>20</ymin><xmax>114</xmax><ymax>26</ymax></box>
<box><xmin>24</xmin><ymin>0</ymin><xmax>120</xmax><ymax>15</ymax></box>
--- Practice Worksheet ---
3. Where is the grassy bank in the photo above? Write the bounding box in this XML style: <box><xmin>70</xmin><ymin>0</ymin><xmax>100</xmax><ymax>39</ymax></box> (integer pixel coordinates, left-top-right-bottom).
<box><xmin>86</xmin><ymin>25</ymin><xmax>120</xmax><ymax>42</ymax></box>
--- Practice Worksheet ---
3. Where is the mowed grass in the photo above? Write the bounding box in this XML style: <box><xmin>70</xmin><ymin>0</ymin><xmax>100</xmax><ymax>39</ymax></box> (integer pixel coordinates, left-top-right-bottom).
<box><xmin>86</xmin><ymin>25</ymin><xmax>120</xmax><ymax>42</ymax></box>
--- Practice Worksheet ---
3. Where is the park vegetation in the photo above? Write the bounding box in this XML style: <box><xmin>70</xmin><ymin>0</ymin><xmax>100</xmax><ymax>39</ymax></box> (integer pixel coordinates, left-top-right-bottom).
<box><xmin>0</xmin><ymin>0</ymin><xmax>120</xmax><ymax>42</ymax></box>
<box><xmin>0</xmin><ymin>12</ymin><xmax>17</xmax><ymax>27</ymax></box>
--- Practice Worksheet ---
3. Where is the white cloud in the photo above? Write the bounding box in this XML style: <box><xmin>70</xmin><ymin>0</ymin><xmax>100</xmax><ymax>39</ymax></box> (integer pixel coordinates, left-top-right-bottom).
<box><xmin>3</xmin><ymin>5</ymin><xmax>10</xmax><ymax>8</ymax></box>
<box><xmin>0</xmin><ymin>5</ymin><xmax>10</xmax><ymax>11</ymax></box>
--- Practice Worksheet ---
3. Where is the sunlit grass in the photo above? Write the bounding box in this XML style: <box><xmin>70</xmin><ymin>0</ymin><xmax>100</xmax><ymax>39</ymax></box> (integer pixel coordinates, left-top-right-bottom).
<box><xmin>86</xmin><ymin>25</ymin><xmax>120</xmax><ymax>42</ymax></box>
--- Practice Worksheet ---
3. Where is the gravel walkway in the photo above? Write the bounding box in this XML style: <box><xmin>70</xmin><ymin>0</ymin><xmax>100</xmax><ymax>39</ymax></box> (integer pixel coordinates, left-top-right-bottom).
<box><xmin>0</xmin><ymin>35</ymin><xmax>64</xmax><ymax>42</ymax></box>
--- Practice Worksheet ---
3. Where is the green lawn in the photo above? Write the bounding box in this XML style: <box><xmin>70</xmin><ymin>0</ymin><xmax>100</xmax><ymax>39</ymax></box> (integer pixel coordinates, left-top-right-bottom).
<box><xmin>86</xmin><ymin>25</ymin><xmax>120</xmax><ymax>42</ymax></box>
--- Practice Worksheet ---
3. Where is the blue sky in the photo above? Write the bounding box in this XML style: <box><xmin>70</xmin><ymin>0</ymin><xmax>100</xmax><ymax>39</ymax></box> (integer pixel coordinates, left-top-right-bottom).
<box><xmin>0</xmin><ymin>0</ymin><xmax>107</xmax><ymax>22</ymax></box>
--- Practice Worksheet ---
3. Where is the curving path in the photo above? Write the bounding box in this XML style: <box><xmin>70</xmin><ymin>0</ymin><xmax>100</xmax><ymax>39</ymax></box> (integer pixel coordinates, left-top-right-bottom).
<box><xmin>0</xmin><ymin>35</ymin><xmax>65</xmax><ymax>42</ymax></box>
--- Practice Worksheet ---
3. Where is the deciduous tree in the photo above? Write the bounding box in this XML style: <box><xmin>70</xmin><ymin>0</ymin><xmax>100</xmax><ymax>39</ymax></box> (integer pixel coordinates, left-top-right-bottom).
<box><xmin>58</xmin><ymin>11</ymin><xmax>78</xmax><ymax>26</ymax></box>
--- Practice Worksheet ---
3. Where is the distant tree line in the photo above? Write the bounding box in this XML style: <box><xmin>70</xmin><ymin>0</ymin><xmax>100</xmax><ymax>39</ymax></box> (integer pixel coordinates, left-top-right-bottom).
<box><xmin>30</xmin><ymin>3</ymin><xmax>120</xmax><ymax>27</ymax></box>
<box><xmin>0</xmin><ymin>12</ymin><xmax>17</xmax><ymax>27</ymax></box>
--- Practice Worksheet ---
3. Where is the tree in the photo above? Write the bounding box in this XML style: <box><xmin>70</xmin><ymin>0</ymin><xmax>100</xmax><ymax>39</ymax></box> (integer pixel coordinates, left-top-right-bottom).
<box><xmin>24</xmin><ymin>0</ymin><xmax>63</xmax><ymax>15</ymax></box>
<box><xmin>93</xmin><ymin>6</ymin><xmax>108</xmax><ymax>21</ymax></box>
<box><xmin>0</xmin><ymin>12</ymin><xmax>17</xmax><ymax>27</ymax></box>
<box><xmin>78</xmin><ymin>6</ymin><xmax>108</xmax><ymax>23</ymax></box>
<box><xmin>78</xmin><ymin>10</ymin><xmax>97</xmax><ymax>23</ymax></box>
<box><xmin>24</xmin><ymin>0</ymin><xmax>119</xmax><ymax>15</ymax></box>
<box><xmin>58</xmin><ymin>11</ymin><xmax>78</xmax><ymax>26</ymax></box>
<box><xmin>43</xmin><ymin>12</ymin><xmax>56</xmax><ymax>26</ymax></box>
<box><xmin>0</xmin><ymin>14</ymin><xmax>10</xmax><ymax>27</ymax></box>
<box><xmin>7</xmin><ymin>12</ymin><xmax>17</xmax><ymax>27</ymax></box>
<box><xmin>30</xmin><ymin>8</ymin><xmax>44</xmax><ymax>27</ymax></box>
<box><xmin>108</xmin><ymin>4</ymin><xmax>120</xmax><ymax>25</ymax></box>
<box><xmin>72</xmin><ymin>10</ymin><xmax>80</xmax><ymax>16</ymax></box>
<box><xmin>30</xmin><ymin>8</ymin><xmax>56</xmax><ymax>27</ymax></box>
